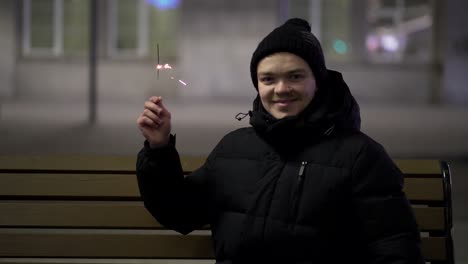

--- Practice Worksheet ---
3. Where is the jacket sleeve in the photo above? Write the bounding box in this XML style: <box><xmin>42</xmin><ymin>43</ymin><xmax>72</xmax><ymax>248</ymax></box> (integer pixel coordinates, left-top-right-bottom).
<box><xmin>351</xmin><ymin>140</ymin><xmax>425</xmax><ymax>264</ymax></box>
<box><xmin>136</xmin><ymin>135</ymin><xmax>214</xmax><ymax>235</ymax></box>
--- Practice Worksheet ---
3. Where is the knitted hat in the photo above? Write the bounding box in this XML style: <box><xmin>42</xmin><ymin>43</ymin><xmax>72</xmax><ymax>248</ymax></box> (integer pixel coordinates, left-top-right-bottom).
<box><xmin>250</xmin><ymin>18</ymin><xmax>327</xmax><ymax>90</ymax></box>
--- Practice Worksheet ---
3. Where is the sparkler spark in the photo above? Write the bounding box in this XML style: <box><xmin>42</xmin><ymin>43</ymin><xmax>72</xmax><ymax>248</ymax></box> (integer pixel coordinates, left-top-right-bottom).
<box><xmin>155</xmin><ymin>43</ymin><xmax>188</xmax><ymax>86</ymax></box>
<box><xmin>155</xmin><ymin>63</ymin><xmax>172</xmax><ymax>70</ymax></box>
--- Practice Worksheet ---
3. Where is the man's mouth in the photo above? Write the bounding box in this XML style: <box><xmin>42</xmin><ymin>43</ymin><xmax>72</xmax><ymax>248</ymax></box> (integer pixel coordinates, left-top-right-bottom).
<box><xmin>273</xmin><ymin>99</ymin><xmax>296</xmax><ymax>105</ymax></box>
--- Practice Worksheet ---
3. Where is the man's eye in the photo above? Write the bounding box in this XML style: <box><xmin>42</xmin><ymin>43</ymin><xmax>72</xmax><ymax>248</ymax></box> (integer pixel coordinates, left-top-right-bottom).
<box><xmin>290</xmin><ymin>74</ymin><xmax>303</xmax><ymax>80</ymax></box>
<box><xmin>260</xmin><ymin>77</ymin><xmax>274</xmax><ymax>83</ymax></box>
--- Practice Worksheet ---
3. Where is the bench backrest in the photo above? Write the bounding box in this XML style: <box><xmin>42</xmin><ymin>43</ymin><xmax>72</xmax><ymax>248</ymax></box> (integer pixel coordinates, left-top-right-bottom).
<box><xmin>0</xmin><ymin>156</ymin><xmax>454</xmax><ymax>264</ymax></box>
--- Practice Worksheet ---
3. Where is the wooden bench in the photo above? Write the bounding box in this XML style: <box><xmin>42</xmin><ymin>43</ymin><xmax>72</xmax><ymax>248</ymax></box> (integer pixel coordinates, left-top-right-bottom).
<box><xmin>0</xmin><ymin>156</ymin><xmax>454</xmax><ymax>264</ymax></box>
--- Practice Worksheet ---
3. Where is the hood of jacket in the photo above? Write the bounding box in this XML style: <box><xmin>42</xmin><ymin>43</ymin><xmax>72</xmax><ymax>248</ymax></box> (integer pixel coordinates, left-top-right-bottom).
<box><xmin>249</xmin><ymin>70</ymin><xmax>361</xmax><ymax>147</ymax></box>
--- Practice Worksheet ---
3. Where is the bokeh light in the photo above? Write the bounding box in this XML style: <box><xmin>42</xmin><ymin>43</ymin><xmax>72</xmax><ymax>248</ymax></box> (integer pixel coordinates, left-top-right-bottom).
<box><xmin>381</xmin><ymin>34</ymin><xmax>399</xmax><ymax>52</ymax></box>
<box><xmin>333</xmin><ymin>39</ymin><xmax>348</xmax><ymax>55</ymax></box>
<box><xmin>146</xmin><ymin>0</ymin><xmax>181</xmax><ymax>10</ymax></box>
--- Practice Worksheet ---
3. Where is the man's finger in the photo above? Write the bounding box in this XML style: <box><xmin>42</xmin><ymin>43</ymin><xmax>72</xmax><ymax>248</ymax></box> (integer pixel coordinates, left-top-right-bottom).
<box><xmin>149</xmin><ymin>96</ymin><xmax>161</xmax><ymax>104</ymax></box>
<box><xmin>144</xmin><ymin>101</ymin><xmax>163</xmax><ymax>116</ymax></box>
<box><xmin>143</xmin><ymin>109</ymin><xmax>158</xmax><ymax>123</ymax></box>
<box><xmin>145</xmin><ymin>100</ymin><xmax>169</xmax><ymax>118</ymax></box>
<box><xmin>143</xmin><ymin>117</ymin><xmax>154</xmax><ymax>127</ymax></box>
<box><xmin>142</xmin><ymin>116</ymin><xmax>159</xmax><ymax>127</ymax></box>
<box><xmin>138</xmin><ymin>114</ymin><xmax>152</xmax><ymax>127</ymax></box>
<box><xmin>155</xmin><ymin>99</ymin><xmax>170</xmax><ymax>117</ymax></box>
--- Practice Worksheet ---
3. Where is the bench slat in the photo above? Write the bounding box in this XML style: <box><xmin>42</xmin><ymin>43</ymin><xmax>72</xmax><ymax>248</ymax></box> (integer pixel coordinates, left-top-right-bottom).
<box><xmin>394</xmin><ymin>160</ymin><xmax>441</xmax><ymax>175</ymax></box>
<box><xmin>0</xmin><ymin>201</ymin><xmax>161</xmax><ymax>228</ymax></box>
<box><xmin>0</xmin><ymin>259</ymin><xmax>212</xmax><ymax>264</ymax></box>
<box><xmin>412</xmin><ymin>207</ymin><xmax>445</xmax><ymax>231</ymax></box>
<box><xmin>0</xmin><ymin>156</ymin><xmax>205</xmax><ymax>173</ymax></box>
<box><xmin>0</xmin><ymin>201</ymin><xmax>445</xmax><ymax>231</ymax></box>
<box><xmin>0</xmin><ymin>230</ymin><xmax>445</xmax><ymax>261</ymax></box>
<box><xmin>421</xmin><ymin>236</ymin><xmax>447</xmax><ymax>261</ymax></box>
<box><xmin>0</xmin><ymin>230</ymin><xmax>214</xmax><ymax>258</ymax></box>
<box><xmin>403</xmin><ymin>178</ymin><xmax>444</xmax><ymax>201</ymax></box>
<box><xmin>0</xmin><ymin>173</ymin><xmax>139</xmax><ymax>198</ymax></box>
<box><xmin>0</xmin><ymin>156</ymin><xmax>136</xmax><ymax>172</ymax></box>
<box><xmin>0</xmin><ymin>174</ymin><xmax>444</xmax><ymax>202</ymax></box>
<box><xmin>0</xmin><ymin>156</ymin><xmax>442</xmax><ymax>176</ymax></box>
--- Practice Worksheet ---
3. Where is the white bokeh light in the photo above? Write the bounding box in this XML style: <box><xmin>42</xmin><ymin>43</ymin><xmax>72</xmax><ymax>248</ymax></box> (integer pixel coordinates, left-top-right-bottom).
<box><xmin>381</xmin><ymin>34</ymin><xmax>400</xmax><ymax>52</ymax></box>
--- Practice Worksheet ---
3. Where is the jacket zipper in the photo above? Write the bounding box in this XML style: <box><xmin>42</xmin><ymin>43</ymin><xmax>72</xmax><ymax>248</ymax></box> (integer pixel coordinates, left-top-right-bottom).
<box><xmin>298</xmin><ymin>161</ymin><xmax>307</xmax><ymax>178</ymax></box>
<box><xmin>290</xmin><ymin>161</ymin><xmax>308</xmax><ymax>221</ymax></box>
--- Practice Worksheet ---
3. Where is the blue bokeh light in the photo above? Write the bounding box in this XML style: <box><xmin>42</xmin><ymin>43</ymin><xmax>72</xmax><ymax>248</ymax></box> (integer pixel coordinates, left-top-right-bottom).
<box><xmin>146</xmin><ymin>0</ymin><xmax>181</xmax><ymax>10</ymax></box>
<box><xmin>333</xmin><ymin>39</ymin><xmax>348</xmax><ymax>55</ymax></box>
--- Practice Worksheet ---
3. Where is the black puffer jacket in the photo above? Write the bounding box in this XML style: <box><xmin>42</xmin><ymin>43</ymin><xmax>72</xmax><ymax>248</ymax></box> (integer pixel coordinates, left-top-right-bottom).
<box><xmin>136</xmin><ymin>70</ymin><xmax>424</xmax><ymax>263</ymax></box>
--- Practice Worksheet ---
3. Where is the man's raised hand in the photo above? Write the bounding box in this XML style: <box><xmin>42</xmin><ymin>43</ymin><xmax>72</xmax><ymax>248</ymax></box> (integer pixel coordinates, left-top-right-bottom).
<box><xmin>137</xmin><ymin>96</ymin><xmax>172</xmax><ymax>148</ymax></box>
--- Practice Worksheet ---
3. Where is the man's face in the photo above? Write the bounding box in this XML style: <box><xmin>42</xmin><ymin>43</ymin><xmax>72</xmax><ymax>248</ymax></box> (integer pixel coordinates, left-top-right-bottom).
<box><xmin>257</xmin><ymin>52</ymin><xmax>317</xmax><ymax>119</ymax></box>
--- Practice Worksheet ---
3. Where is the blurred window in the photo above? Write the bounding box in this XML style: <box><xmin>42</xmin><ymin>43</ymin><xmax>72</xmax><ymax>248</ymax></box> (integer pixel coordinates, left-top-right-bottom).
<box><xmin>286</xmin><ymin>0</ymin><xmax>353</xmax><ymax>62</ymax></box>
<box><xmin>366</xmin><ymin>0</ymin><xmax>433</xmax><ymax>63</ymax></box>
<box><xmin>22</xmin><ymin>0</ymin><xmax>90</xmax><ymax>57</ymax></box>
<box><xmin>287</xmin><ymin>0</ymin><xmax>433</xmax><ymax>64</ymax></box>
<box><xmin>107</xmin><ymin>0</ymin><xmax>179</xmax><ymax>59</ymax></box>
<box><xmin>321</xmin><ymin>0</ymin><xmax>352</xmax><ymax>62</ymax></box>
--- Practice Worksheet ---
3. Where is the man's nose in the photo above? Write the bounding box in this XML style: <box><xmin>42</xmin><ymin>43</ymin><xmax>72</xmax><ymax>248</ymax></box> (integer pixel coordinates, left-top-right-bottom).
<box><xmin>275</xmin><ymin>80</ymin><xmax>291</xmax><ymax>94</ymax></box>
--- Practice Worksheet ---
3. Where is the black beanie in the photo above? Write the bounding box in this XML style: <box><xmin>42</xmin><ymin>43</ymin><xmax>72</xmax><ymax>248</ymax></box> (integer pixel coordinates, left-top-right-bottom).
<box><xmin>250</xmin><ymin>18</ymin><xmax>327</xmax><ymax>90</ymax></box>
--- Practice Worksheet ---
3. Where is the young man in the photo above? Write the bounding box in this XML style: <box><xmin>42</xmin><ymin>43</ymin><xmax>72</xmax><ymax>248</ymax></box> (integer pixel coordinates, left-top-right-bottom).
<box><xmin>136</xmin><ymin>18</ymin><xmax>424</xmax><ymax>263</ymax></box>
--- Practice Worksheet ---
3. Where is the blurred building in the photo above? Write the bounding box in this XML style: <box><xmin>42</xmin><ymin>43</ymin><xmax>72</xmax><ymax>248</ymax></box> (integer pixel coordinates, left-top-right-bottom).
<box><xmin>0</xmin><ymin>0</ymin><xmax>467</xmax><ymax>107</ymax></box>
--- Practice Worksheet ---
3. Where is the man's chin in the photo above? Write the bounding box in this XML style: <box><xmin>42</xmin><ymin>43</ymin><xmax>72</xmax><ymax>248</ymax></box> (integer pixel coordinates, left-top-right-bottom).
<box><xmin>271</xmin><ymin>111</ymin><xmax>299</xmax><ymax>120</ymax></box>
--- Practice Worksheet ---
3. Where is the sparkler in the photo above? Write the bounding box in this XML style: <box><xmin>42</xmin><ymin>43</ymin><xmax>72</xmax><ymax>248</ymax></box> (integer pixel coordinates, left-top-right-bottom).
<box><xmin>157</xmin><ymin>43</ymin><xmax>159</xmax><ymax>80</ymax></box>
<box><xmin>154</xmin><ymin>43</ymin><xmax>187</xmax><ymax>86</ymax></box>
